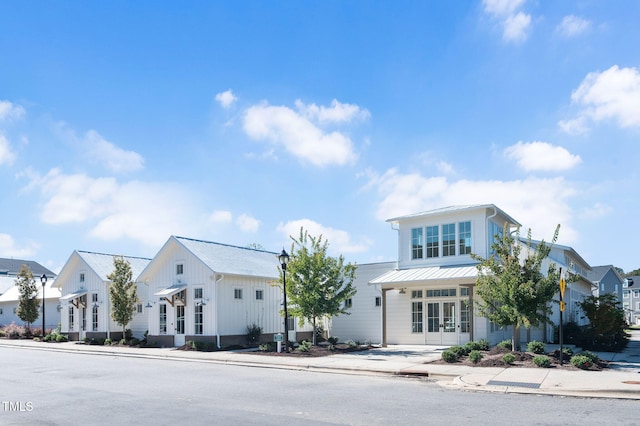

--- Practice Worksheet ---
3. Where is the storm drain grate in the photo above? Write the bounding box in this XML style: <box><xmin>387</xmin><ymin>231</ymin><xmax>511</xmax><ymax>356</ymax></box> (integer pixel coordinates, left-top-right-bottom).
<box><xmin>487</xmin><ymin>380</ymin><xmax>541</xmax><ymax>389</ymax></box>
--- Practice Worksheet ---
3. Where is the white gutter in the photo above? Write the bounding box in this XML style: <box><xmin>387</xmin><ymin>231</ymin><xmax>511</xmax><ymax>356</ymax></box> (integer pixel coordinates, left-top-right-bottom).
<box><xmin>390</xmin><ymin>222</ymin><xmax>400</xmax><ymax>270</ymax></box>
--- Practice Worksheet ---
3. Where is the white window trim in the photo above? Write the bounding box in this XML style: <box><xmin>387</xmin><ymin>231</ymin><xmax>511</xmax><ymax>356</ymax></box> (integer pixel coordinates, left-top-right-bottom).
<box><xmin>233</xmin><ymin>288</ymin><xmax>243</xmax><ymax>300</ymax></box>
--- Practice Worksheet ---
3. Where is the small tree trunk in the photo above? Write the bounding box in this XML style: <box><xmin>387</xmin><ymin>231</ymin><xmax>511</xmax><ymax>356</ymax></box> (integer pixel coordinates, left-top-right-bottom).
<box><xmin>512</xmin><ymin>325</ymin><xmax>521</xmax><ymax>351</ymax></box>
<box><xmin>312</xmin><ymin>316</ymin><xmax>317</xmax><ymax>346</ymax></box>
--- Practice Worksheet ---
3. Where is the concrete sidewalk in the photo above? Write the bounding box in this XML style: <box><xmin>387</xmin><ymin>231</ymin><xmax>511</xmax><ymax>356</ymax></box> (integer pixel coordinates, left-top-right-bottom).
<box><xmin>1</xmin><ymin>335</ymin><xmax>639</xmax><ymax>400</ymax></box>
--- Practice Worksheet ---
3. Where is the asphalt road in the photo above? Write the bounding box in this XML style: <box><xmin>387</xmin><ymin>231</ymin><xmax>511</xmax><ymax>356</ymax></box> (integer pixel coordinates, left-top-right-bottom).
<box><xmin>0</xmin><ymin>346</ymin><xmax>638</xmax><ymax>425</ymax></box>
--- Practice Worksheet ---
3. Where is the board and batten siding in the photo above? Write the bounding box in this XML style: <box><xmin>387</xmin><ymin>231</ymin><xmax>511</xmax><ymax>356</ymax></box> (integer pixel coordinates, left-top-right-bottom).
<box><xmin>331</xmin><ymin>262</ymin><xmax>396</xmax><ymax>344</ymax></box>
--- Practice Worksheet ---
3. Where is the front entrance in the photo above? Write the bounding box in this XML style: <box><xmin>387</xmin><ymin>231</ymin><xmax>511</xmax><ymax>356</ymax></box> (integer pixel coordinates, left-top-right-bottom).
<box><xmin>175</xmin><ymin>305</ymin><xmax>185</xmax><ymax>346</ymax></box>
<box><xmin>425</xmin><ymin>301</ymin><xmax>458</xmax><ymax>345</ymax></box>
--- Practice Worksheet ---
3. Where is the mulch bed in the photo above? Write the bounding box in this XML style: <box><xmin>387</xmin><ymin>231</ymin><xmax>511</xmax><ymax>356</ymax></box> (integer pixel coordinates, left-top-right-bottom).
<box><xmin>433</xmin><ymin>346</ymin><xmax>606</xmax><ymax>371</ymax></box>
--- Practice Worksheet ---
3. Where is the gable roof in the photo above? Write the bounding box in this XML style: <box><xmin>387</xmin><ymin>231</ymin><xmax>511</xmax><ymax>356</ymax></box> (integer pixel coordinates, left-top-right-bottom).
<box><xmin>0</xmin><ymin>279</ymin><xmax>61</xmax><ymax>303</ymax></box>
<box><xmin>75</xmin><ymin>251</ymin><xmax>151</xmax><ymax>281</ymax></box>
<box><xmin>174</xmin><ymin>236</ymin><xmax>279</xmax><ymax>279</ymax></box>
<box><xmin>587</xmin><ymin>265</ymin><xmax>624</xmax><ymax>283</ymax></box>
<box><xmin>386</xmin><ymin>204</ymin><xmax>521</xmax><ymax>227</ymax></box>
<box><xmin>0</xmin><ymin>258</ymin><xmax>56</xmax><ymax>277</ymax></box>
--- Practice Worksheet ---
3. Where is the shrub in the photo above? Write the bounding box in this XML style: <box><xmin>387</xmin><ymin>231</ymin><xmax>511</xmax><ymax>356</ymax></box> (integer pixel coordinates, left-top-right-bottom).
<box><xmin>502</xmin><ymin>353</ymin><xmax>516</xmax><ymax>364</ymax></box>
<box><xmin>578</xmin><ymin>350</ymin><xmax>599</xmax><ymax>364</ymax></box>
<box><xmin>473</xmin><ymin>339</ymin><xmax>490</xmax><ymax>351</ymax></box>
<box><xmin>497</xmin><ymin>340</ymin><xmax>512</xmax><ymax>350</ymax></box>
<box><xmin>246</xmin><ymin>323</ymin><xmax>262</xmax><ymax>344</ymax></box>
<box><xmin>129</xmin><ymin>338</ymin><xmax>140</xmax><ymax>346</ymax></box>
<box><xmin>527</xmin><ymin>340</ymin><xmax>546</xmax><ymax>354</ymax></box>
<box><xmin>441</xmin><ymin>350</ymin><xmax>458</xmax><ymax>363</ymax></box>
<box><xmin>119</xmin><ymin>339</ymin><xmax>127</xmax><ymax>345</ymax></box>
<box><xmin>259</xmin><ymin>342</ymin><xmax>275</xmax><ymax>352</ymax></box>
<box><xmin>296</xmin><ymin>340</ymin><xmax>313</xmax><ymax>352</ymax></box>
<box><xmin>533</xmin><ymin>355</ymin><xmax>551</xmax><ymax>368</ymax></box>
<box><xmin>314</xmin><ymin>324</ymin><xmax>326</xmax><ymax>342</ymax></box>
<box><xmin>469</xmin><ymin>350</ymin><xmax>483</xmax><ymax>364</ymax></box>
<box><xmin>562</xmin><ymin>347</ymin><xmax>573</xmax><ymax>357</ymax></box>
<box><xmin>104</xmin><ymin>338</ymin><xmax>112</xmax><ymax>345</ymax></box>
<box><xmin>55</xmin><ymin>333</ymin><xmax>68</xmax><ymax>342</ymax></box>
<box><xmin>125</xmin><ymin>329</ymin><xmax>133</xmax><ymax>341</ymax></box>
<box><xmin>570</xmin><ymin>355</ymin><xmax>593</xmax><ymax>370</ymax></box>
<box><xmin>450</xmin><ymin>345</ymin><xmax>470</xmax><ymax>357</ymax></box>
<box><xmin>327</xmin><ymin>336</ymin><xmax>339</xmax><ymax>345</ymax></box>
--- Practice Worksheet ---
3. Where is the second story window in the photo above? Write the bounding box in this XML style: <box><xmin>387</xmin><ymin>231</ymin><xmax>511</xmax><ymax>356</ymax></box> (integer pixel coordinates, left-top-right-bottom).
<box><xmin>411</xmin><ymin>228</ymin><xmax>423</xmax><ymax>259</ymax></box>
<box><xmin>426</xmin><ymin>225</ymin><xmax>439</xmax><ymax>258</ymax></box>
<box><xmin>176</xmin><ymin>264</ymin><xmax>184</xmax><ymax>275</ymax></box>
<box><xmin>459</xmin><ymin>221</ymin><xmax>472</xmax><ymax>255</ymax></box>
<box><xmin>442</xmin><ymin>223</ymin><xmax>456</xmax><ymax>256</ymax></box>
<box><xmin>80</xmin><ymin>273</ymin><xmax>85</xmax><ymax>283</ymax></box>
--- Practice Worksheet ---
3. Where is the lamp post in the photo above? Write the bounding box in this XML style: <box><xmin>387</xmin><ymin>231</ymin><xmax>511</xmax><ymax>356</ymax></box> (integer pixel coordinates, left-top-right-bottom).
<box><xmin>279</xmin><ymin>249</ymin><xmax>290</xmax><ymax>352</ymax></box>
<box><xmin>40</xmin><ymin>274</ymin><xmax>47</xmax><ymax>337</ymax></box>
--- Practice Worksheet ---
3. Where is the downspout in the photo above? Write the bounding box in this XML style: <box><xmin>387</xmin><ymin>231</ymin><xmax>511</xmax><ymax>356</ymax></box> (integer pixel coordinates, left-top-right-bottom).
<box><xmin>212</xmin><ymin>273</ymin><xmax>224</xmax><ymax>349</ymax></box>
<box><xmin>390</xmin><ymin>222</ymin><xmax>400</xmax><ymax>270</ymax></box>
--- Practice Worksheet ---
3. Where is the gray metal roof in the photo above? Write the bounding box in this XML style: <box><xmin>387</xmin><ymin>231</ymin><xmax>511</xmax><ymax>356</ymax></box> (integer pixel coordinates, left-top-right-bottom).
<box><xmin>587</xmin><ymin>265</ymin><xmax>615</xmax><ymax>282</ymax></box>
<box><xmin>0</xmin><ymin>258</ymin><xmax>56</xmax><ymax>277</ymax></box>
<box><xmin>370</xmin><ymin>265</ymin><xmax>478</xmax><ymax>285</ymax></box>
<box><xmin>386</xmin><ymin>204</ymin><xmax>521</xmax><ymax>227</ymax></box>
<box><xmin>76</xmin><ymin>251</ymin><xmax>151</xmax><ymax>281</ymax></box>
<box><xmin>0</xmin><ymin>279</ymin><xmax>61</xmax><ymax>302</ymax></box>
<box><xmin>175</xmin><ymin>236</ymin><xmax>279</xmax><ymax>278</ymax></box>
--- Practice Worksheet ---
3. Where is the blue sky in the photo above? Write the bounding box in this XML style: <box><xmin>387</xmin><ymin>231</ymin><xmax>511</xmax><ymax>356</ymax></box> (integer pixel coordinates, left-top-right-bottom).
<box><xmin>1</xmin><ymin>1</ymin><xmax>639</xmax><ymax>274</ymax></box>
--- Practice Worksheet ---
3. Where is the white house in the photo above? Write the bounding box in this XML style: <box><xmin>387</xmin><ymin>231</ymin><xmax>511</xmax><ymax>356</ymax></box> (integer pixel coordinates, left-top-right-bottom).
<box><xmin>344</xmin><ymin>204</ymin><xmax>596</xmax><ymax>347</ymax></box>
<box><xmin>330</xmin><ymin>261</ymin><xmax>395</xmax><ymax>344</ymax></box>
<box><xmin>0</xmin><ymin>258</ymin><xmax>58</xmax><ymax>330</ymax></box>
<box><xmin>55</xmin><ymin>251</ymin><xmax>151</xmax><ymax>341</ymax></box>
<box><xmin>623</xmin><ymin>276</ymin><xmax>639</xmax><ymax>325</ymax></box>
<box><xmin>0</xmin><ymin>278</ymin><xmax>61</xmax><ymax>331</ymax></box>
<box><xmin>139</xmin><ymin>236</ymin><xmax>314</xmax><ymax>348</ymax></box>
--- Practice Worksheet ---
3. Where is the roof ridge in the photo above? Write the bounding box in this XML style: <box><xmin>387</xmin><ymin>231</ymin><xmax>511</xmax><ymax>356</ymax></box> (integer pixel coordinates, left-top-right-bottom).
<box><xmin>77</xmin><ymin>250</ymin><xmax>152</xmax><ymax>261</ymax></box>
<box><xmin>174</xmin><ymin>236</ymin><xmax>278</xmax><ymax>255</ymax></box>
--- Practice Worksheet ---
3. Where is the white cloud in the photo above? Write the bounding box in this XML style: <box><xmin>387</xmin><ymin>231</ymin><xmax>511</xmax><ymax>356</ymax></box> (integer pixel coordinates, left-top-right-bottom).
<box><xmin>504</xmin><ymin>141</ymin><xmax>582</xmax><ymax>172</ymax></box>
<box><xmin>0</xmin><ymin>100</ymin><xmax>25</xmax><ymax>121</ymax></box>
<box><xmin>502</xmin><ymin>12</ymin><xmax>531</xmax><ymax>43</ymax></box>
<box><xmin>277</xmin><ymin>219</ymin><xmax>371</xmax><ymax>254</ymax></box>
<box><xmin>436</xmin><ymin>160</ymin><xmax>455</xmax><ymax>175</ymax></box>
<box><xmin>295</xmin><ymin>99</ymin><xmax>370</xmax><ymax>123</ymax></box>
<box><xmin>0</xmin><ymin>134</ymin><xmax>16</xmax><ymax>165</ymax></box>
<box><xmin>209</xmin><ymin>210</ymin><xmax>233</xmax><ymax>223</ymax></box>
<box><xmin>236</xmin><ymin>214</ymin><xmax>260</xmax><ymax>233</ymax></box>
<box><xmin>556</xmin><ymin>15</ymin><xmax>591</xmax><ymax>37</ymax></box>
<box><xmin>243</xmin><ymin>100</ymin><xmax>361</xmax><ymax>167</ymax></box>
<box><xmin>483</xmin><ymin>0</ymin><xmax>531</xmax><ymax>43</ymax></box>
<box><xmin>562</xmin><ymin>65</ymin><xmax>640</xmax><ymax>131</ymax></box>
<box><xmin>483</xmin><ymin>0</ymin><xmax>526</xmax><ymax>17</ymax></box>
<box><xmin>0</xmin><ymin>234</ymin><xmax>39</xmax><ymax>258</ymax></box>
<box><xmin>215</xmin><ymin>89</ymin><xmax>238</xmax><ymax>109</ymax></box>
<box><xmin>367</xmin><ymin>168</ymin><xmax>578</xmax><ymax>243</ymax></box>
<box><xmin>28</xmin><ymin>169</ymin><xmax>200</xmax><ymax>247</ymax></box>
<box><xmin>84</xmin><ymin>130</ymin><xmax>145</xmax><ymax>173</ymax></box>
<box><xmin>557</xmin><ymin>117</ymin><xmax>589</xmax><ymax>135</ymax></box>
<box><xmin>579</xmin><ymin>203</ymin><xmax>612</xmax><ymax>220</ymax></box>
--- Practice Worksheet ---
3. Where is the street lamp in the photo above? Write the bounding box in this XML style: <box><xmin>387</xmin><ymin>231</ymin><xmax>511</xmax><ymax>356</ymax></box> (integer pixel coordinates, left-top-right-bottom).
<box><xmin>278</xmin><ymin>249</ymin><xmax>290</xmax><ymax>352</ymax></box>
<box><xmin>40</xmin><ymin>274</ymin><xmax>47</xmax><ymax>337</ymax></box>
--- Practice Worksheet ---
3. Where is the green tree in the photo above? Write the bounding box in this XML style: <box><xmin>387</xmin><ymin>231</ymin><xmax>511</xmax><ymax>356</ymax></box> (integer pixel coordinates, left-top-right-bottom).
<box><xmin>578</xmin><ymin>293</ymin><xmax>628</xmax><ymax>351</ymax></box>
<box><xmin>472</xmin><ymin>224</ymin><xmax>561</xmax><ymax>351</ymax></box>
<box><xmin>625</xmin><ymin>267</ymin><xmax>640</xmax><ymax>277</ymax></box>
<box><xmin>108</xmin><ymin>256</ymin><xmax>138</xmax><ymax>340</ymax></box>
<box><xmin>16</xmin><ymin>264</ymin><xmax>40</xmax><ymax>331</ymax></box>
<box><xmin>284</xmin><ymin>228</ymin><xmax>357</xmax><ymax>345</ymax></box>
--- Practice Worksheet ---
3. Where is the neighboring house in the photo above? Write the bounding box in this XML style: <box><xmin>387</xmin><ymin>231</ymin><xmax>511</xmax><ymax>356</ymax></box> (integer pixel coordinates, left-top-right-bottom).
<box><xmin>0</xmin><ymin>258</ymin><xmax>56</xmax><ymax>296</ymax></box>
<box><xmin>0</xmin><ymin>258</ymin><xmax>57</xmax><ymax>329</ymax></box>
<box><xmin>55</xmin><ymin>251</ymin><xmax>151</xmax><ymax>341</ymax></box>
<box><xmin>139</xmin><ymin>236</ymin><xmax>314</xmax><ymax>348</ymax></box>
<box><xmin>588</xmin><ymin>265</ymin><xmax>624</xmax><ymax>301</ymax></box>
<box><xmin>539</xmin><ymin>241</ymin><xmax>593</xmax><ymax>341</ymax></box>
<box><xmin>623</xmin><ymin>276</ymin><xmax>640</xmax><ymax>325</ymax></box>
<box><xmin>358</xmin><ymin>204</ymin><xmax>595</xmax><ymax>346</ymax></box>
<box><xmin>0</xmin><ymin>278</ymin><xmax>61</xmax><ymax>330</ymax></box>
<box><xmin>331</xmin><ymin>261</ymin><xmax>396</xmax><ymax>344</ymax></box>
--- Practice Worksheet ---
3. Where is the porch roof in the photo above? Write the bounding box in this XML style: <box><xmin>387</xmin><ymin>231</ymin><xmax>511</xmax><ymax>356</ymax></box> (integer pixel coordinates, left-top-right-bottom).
<box><xmin>154</xmin><ymin>284</ymin><xmax>187</xmax><ymax>298</ymax></box>
<box><xmin>370</xmin><ymin>265</ymin><xmax>478</xmax><ymax>287</ymax></box>
<box><xmin>60</xmin><ymin>290</ymin><xmax>88</xmax><ymax>301</ymax></box>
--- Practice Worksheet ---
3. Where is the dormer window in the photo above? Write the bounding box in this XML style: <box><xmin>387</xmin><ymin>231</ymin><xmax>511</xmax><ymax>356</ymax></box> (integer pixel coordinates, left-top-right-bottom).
<box><xmin>176</xmin><ymin>264</ymin><xmax>184</xmax><ymax>275</ymax></box>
